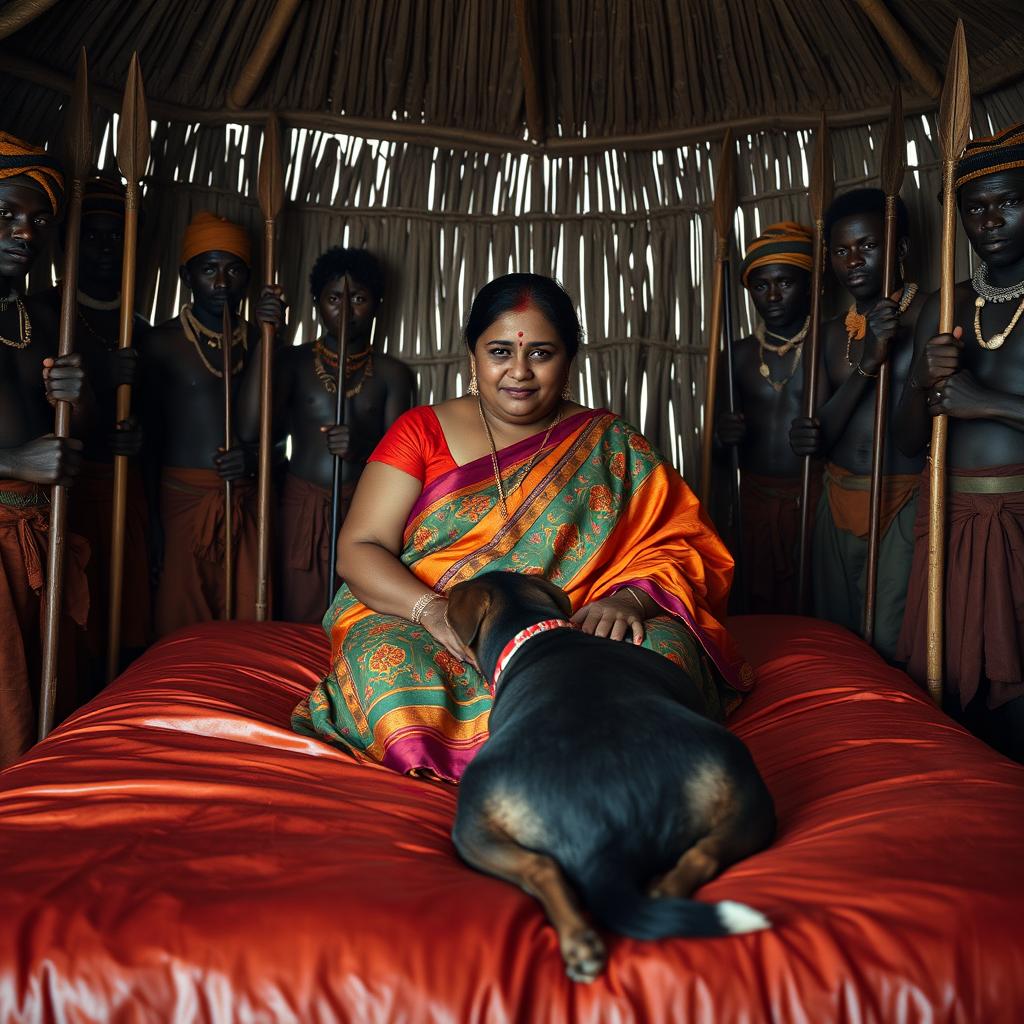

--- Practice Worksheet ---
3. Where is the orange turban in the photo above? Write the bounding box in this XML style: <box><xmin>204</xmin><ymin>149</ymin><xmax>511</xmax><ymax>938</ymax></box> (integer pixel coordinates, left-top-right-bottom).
<box><xmin>0</xmin><ymin>131</ymin><xmax>65</xmax><ymax>214</ymax></box>
<box><xmin>180</xmin><ymin>211</ymin><xmax>251</xmax><ymax>266</ymax></box>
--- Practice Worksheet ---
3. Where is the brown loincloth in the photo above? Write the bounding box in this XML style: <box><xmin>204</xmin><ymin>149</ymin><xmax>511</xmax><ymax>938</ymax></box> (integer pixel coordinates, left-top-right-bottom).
<box><xmin>154</xmin><ymin>467</ymin><xmax>258</xmax><ymax>636</ymax></box>
<box><xmin>824</xmin><ymin>462</ymin><xmax>921</xmax><ymax>540</ymax></box>
<box><xmin>0</xmin><ymin>480</ymin><xmax>90</xmax><ymax>768</ymax></box>
<box><xmin>898</xmin><ymin>463</ymin><xmax>1024</xmax><ymax>710</ymax></box>
<box><xmin>739</xmin><ymin>470</ymin><xmax>821</xmax><ymax>614</ymax></box>
<box><xmin>68</xmin><ymin>459</ymin><xmax>151</xmax><ymax>658</ymax></box>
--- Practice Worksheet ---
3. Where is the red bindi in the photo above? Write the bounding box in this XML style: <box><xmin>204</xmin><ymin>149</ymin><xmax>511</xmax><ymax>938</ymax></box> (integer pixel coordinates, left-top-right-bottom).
<box><xmin>517</xmin><ymin>331</ymin><xmax>524</xmax><ymax>337</ymax></box>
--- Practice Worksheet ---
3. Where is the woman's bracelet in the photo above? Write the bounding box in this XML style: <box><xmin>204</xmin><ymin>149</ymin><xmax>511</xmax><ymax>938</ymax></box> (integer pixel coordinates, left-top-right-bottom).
<box><xmin>410</xmin><ymin>592</ymin><xmax>442</xmax><ymax>624</ymax></box>
<box><xmin>621</xmin><ymin>586</ymin><xmax>647</xmax><ymax>616</ymax></box>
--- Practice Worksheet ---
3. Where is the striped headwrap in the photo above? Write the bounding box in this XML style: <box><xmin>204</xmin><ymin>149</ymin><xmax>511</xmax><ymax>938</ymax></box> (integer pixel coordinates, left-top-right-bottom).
<box><xmin>955</xmin><ymin>122</ymin><xmax>1024</xmax><ymax>190</ymax></box>
<box><xmin>0</xmin><ymin>131</ymin><xmax>64</xmax><ymax>214</ymax></box>
<box><xmin>82</xmin><ymin>176</ymin><xmax>125</xmax><ymax>220</ymax></box>
<box><xmin>740</xmin><ymin>221</ymin><xmax>813</xmax><ymax>288</ymax></box>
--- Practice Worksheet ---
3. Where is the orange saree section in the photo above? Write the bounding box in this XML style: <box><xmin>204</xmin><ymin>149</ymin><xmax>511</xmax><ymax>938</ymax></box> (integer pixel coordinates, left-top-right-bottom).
<box><xmin>1</xmin><ymin>618</ymin><xmax>1022</xmax><ymax>1022</ymax></box>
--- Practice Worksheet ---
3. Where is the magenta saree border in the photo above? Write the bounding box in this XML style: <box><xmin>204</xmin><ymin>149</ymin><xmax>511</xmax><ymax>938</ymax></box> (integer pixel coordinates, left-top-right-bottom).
<box><xmin>614</xmin><ymin>577</ymin><xmax>744</xmax><ymax>690</ymax></box>
<box><xmin>408</xmin><ymin>408</ymin><xmax>607</xmax><ymax>523</ymax></box>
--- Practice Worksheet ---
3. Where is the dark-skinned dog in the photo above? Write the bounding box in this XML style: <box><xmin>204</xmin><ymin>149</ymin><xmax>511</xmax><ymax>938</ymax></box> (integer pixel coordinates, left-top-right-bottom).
<box><xmin>446</xmin><ymin>570</ymin><xmax>775</xmax><ymax>983</ymax></box>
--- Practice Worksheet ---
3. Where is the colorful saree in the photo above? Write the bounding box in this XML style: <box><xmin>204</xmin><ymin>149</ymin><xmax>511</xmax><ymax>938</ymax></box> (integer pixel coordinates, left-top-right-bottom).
<box><xmin>292</xmin><ymin>409</ymin><xmax>753</xmax><ymax>782</ymax></box>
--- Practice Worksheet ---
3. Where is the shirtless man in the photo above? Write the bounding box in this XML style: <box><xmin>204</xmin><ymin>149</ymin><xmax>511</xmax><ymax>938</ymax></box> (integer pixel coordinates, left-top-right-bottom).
<box><xmin>716</xmin><ymin>222</ymin><xmax>816</xmax><ymax>613</ymax></box>
<box><xmin>240</xmin><ymin>247</ymin><xmax>413</xmax><ymax>622</ymax></box>
<box><xmin>0</xmin><ymin>134</ymin><xmax>89</xmax><ymax>765</ymax></box>
<box><xmin>789</xmin><ymin>188</ymin><xmax>925</xmax><ymax>660</ymax></box>
<box><xmin>140</xmin><ymin>211</ymin><xmax>284</xmax><ymax>635</ymax></box>
<box><xmin>32</xmin><ymin>177</ymin><xmax>149</xmax><ymax>682</ymax></box>
<box><xmin>895</xmin><ymin>124</ymin><xmax>1024</xmax><ymax>760</ymax></box>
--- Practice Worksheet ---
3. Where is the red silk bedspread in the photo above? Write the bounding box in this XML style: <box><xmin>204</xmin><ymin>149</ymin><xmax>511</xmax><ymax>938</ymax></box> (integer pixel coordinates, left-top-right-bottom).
<box><xmin>1</xmin><ymin>617</ymin><xmax>1022</xmax><ymax>1023</ymax></box>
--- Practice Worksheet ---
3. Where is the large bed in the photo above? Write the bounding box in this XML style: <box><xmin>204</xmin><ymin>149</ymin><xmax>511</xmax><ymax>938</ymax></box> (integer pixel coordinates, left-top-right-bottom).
<box><xmin>1</xmin><ymin>616</ymin><xmax>1022</xmax><ymax>1023</ymax></box>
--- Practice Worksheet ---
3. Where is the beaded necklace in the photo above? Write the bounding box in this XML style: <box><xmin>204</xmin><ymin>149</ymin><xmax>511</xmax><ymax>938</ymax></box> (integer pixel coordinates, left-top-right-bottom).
<box><xmin>754</xmin><ymin>315</ymin><xmax>809</xmax><ymax>392</ymax></box>
<box><xmin>312</xmin><ymin>339</ymin><xmax>374</xmax><ymax>397</ymax></box>
<box><xmin>844</xmin><ymin>282</ymin><xmax>918</xmax><ymax>365</ymax></box>
<box><xmin>179</xmin><ymin>303</ymin><xmax>247</xmax><ymax>378</ymax></box>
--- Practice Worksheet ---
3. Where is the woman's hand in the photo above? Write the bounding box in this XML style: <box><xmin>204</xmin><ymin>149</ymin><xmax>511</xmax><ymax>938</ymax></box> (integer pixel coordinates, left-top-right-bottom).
<box><xmin>419</xmin><ymin>598</ymin><xmax>481</xmax><ymax>672</ymax></box>
<box><xmin>571</xmin><ymin>593</ymin><xmax>645</xmax><ymax>644</ymax></box>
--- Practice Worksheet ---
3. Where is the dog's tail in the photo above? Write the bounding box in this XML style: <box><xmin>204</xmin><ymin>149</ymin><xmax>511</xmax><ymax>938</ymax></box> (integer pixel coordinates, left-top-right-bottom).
<box><xmin>579</xmin><ymin>867</ymin><xmax>770</xmax><ymax>941</ymax></box>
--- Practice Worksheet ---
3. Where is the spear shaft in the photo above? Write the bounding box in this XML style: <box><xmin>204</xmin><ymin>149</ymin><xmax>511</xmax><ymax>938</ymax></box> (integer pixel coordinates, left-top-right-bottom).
<box><xmin>326</xmin><ymin>278</ymin><xmax>351</xmax><ymax>611</ymax></box>
<box><xmin>928</xmin><ymin>21</ymin><xmax>972</xmax><ymax>704</ymax></box>
<box><xmin>39</xmin><ymin>47</ymin><xmax>90</xmax><ymax>739</ymax></box>
<box><xmin>864</xmin><ymin>86</ymin><xmax>906</xmax><ymax>645</ymax></box>
<box><xmin>797</xmin><ymin>112</ymin><xmax>833</xmax><ymax>613</ymax></box>
<box><xmin>223</xmin><ymin>301</ymin><xmax>235</xmax><ymax>621</ymax></box>
<box><xmin>106</xmin><ymin>52</ymin><xmax>149</xmax><ymax>682</ymax></box>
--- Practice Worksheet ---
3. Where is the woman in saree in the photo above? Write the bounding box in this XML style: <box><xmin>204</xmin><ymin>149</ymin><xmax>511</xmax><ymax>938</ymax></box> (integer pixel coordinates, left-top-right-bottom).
<box><xmin>292</xmin><ymin>273</ymin><xmax>753</xmax><ymax>782</ymax></box>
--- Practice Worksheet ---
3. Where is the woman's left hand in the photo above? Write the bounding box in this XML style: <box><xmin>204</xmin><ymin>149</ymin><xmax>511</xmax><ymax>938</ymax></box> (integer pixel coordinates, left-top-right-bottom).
<box><xmin>571</xmin><ymin>595</ymin><xmax>645</xmax><ymax>644</ymax></box>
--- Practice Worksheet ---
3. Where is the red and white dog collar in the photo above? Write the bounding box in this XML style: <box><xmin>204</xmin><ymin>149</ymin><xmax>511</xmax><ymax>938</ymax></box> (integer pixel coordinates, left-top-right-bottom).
<box><xmin>490</xmin><ymin>619</ymin><xmax>574</xmax><ymax>692</ymax></box>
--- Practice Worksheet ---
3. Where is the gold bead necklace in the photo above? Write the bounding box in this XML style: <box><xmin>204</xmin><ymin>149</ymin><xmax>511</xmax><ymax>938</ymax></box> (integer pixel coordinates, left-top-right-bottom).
<box><xmin>0</xmin><ymin>296</ymin><xmax>32</xmax><ymax>349</ymax></box>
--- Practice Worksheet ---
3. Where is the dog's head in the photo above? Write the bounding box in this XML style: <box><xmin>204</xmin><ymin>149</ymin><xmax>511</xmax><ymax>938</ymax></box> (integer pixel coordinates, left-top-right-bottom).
<box><xmin>446</xmin><ymin>571</ymin><xmax>573</xmax><ymax>654</ymax></box>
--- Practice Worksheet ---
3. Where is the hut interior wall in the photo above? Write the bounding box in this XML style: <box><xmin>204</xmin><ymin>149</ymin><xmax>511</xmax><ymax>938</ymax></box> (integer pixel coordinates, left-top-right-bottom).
<box><xmin>4</xmin><ymin>77</ymin><xmax>1021</xmax><ymax>476</ymax></box>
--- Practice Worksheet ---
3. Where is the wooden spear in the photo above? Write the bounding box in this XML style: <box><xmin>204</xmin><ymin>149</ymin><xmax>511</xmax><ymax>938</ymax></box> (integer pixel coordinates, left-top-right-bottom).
<box><xmin>106</xmin><ymin>52</ymin><xmax>149</xmax><ymax>682</ymax></box>
<box><xmin>796</xmin><ymin>111</ymin><xmax>834</xmax><ymax>613</ymax></box>
<box><xmin>222</xmin><ymin>300</ymin><xmax>236</xmax><ymax>621</ymax></box>
<box><xmin>927</xmin><ymin>21</ymin><xmax>971</xmax><ymax>704</ymax></box>
<box><xmin>863</xmin><ymin>86</ymin><xmax>906</xmax><ymax>645</ymax></box>
<box><xmin>326</xmin><ymin>277</ymin><xmax>352</xmax><ymax>610</ymax></box>
<box><xmin>255</xmin><ymin>114</ymin><xmax>284</xmax><ymax>622</ymax></box>
<box><xmin>699</xmin><ymin>129</ymin><xmax>738</xmax><ymax>508</ymax></box>
<box><xmin>39</xmin><ymin>47</ymin><xmax>90</xmax><ymax>740</ymax></box>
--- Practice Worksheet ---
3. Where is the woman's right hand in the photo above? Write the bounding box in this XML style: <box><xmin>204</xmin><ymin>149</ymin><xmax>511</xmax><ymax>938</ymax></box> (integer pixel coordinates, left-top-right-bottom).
<box><xmin>419</xmin><ymin>598</ymin><xmax>480</xmax><ymax>672</ymax></box>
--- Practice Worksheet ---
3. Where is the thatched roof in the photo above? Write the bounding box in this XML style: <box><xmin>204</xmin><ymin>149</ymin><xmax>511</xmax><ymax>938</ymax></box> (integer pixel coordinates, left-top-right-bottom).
<box><xmin>0</xmin><ymin>0</ymin><xmax>1020</xmax><ymax>152</ymax></box>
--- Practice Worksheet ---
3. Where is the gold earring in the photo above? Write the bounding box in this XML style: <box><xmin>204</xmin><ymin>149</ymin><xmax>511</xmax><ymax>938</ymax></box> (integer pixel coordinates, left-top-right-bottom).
<box><xmin>561</xmin><ymin>378</ymin><xmax>572</xmax><ymax>400</ymax></box>
<box><xmin>468</xmin><ymin>366</ymin><xmax>479</xmax><ymax>396</ymax></box>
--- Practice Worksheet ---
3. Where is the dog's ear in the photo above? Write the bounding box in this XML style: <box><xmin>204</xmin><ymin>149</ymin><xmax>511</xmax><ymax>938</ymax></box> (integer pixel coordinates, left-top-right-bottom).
<box><xmin>524</xmin><ymin>575</ymin><xmax>573</xmax><ymax>619</ymax></box>
<box><xmin>446</xmin><ymin>584</ymin><xmax>492</xmax><ymax>649</ymax></box>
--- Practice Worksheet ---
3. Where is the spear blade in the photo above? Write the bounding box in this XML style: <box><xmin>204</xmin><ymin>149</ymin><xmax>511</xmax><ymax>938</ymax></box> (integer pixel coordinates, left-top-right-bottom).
<box><xmin>64</xmin><ymin>47</ymin><xmax>92</xmax><ymax>181</ymax></box>
<box><xmin>809</xmin><ymin>109</ymin><xmax>833</xmax><ymax>223</ymax></box>
<box><xmin>880</xmin><ymin>84</ymin><xmax>906</xmax><ymax>199</ymax></box>
<box><xmin>712</xmin><ymin>128</ymin><xmax>737</xmax><ymax>246</ymax></box>
<box><xmin>938</xmin><ymin>20</ymin><xmax>972</xmax><ymax>178</ymax></box>
<box><xmin>116</xmin><ymin>52</ymin><xmax>150</xmax><ymax>187</ymax></box>
<box><xmin>258</xmin><ymin>113</ymin><xmax>285</xmax><ymax>222</ymax></box>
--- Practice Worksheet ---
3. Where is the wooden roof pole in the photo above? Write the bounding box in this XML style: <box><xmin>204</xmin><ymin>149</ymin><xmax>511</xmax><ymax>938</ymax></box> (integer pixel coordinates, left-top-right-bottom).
<box><xmin>855</xmin><ymin>0</ymin><xmax>942</xmax><ymax>98</ymax></box>
<box><xmin>0</xmin><ymin>0</ymin><xmax>60</xmax><ymax>40</ymax></box>
<box><xmin>513</xmin><ymin>0</ymin><xmax>545</xmax><ymax>143</ymax></box>
<box><xmin>228</xmin><ymin>0</ymin><xmax>304</xmax><ymax>109</ymax></box>
<box><xmin>3</xmin><ymin>52</ymin><xmax>1013</xmax><ymax>157</ymax></box>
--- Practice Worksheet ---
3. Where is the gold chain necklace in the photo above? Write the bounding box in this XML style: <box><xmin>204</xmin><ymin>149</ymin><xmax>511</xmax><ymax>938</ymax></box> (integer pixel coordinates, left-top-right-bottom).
<box><xmin>973</xmin><ymin>293</ymin><xmax>1024</xmax><ymax>351</ymax></box>
<box><xmin>477</xmin><ymin>397</ymin><xmax>564</xmax><ymax>520</ymax></box>
<box><xmin>313</xmin><ymin>339</ymin><xmax>375</xmax><ymax>397</ymax></box>
<box><xmin>179</xmin><ymin>303</ymin><xmax>247</xmax><ymax>378</ymax></box>
<box><xmin>0</xmin><ymin>296</ymin><xmax>32</xmax><ymax>349</ymax></box>
<box><xmin>845</xmin><ymin>282</ymin><xmax>918</xmax><ymax>365</ymax></box>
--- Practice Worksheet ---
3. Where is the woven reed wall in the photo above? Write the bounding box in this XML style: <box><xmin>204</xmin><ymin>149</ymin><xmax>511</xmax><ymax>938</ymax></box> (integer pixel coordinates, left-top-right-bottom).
<box><xmin>3</xmin><ymin>77</ymin><xmax>1021</xmax><ymax>477</ymax></box>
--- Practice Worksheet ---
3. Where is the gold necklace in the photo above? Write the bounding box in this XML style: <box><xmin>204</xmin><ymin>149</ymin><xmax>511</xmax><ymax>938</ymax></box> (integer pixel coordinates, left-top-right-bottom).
<box><xmin>313</xmin><ymin>339</ymin><xmax>375</xmax><ymax>397</ymax></box>
<box><xmin>179</xmin><ymin>303</ymin><xmax>247</xmax><ymax>378</ymax></box>
<box><xmin>973</xmin><ymin>294</ymin><xmax>1024</xmax><ymax>351</ymax></box>
<box><xmin>845</xmin><ymin>282</ymin><xmax>918</xmax><ymax>365</ymax></box>
<box><xmin>0</xmin><ymin>296</ymin><xmax>32</xmax><ymax>349</ymax></box>
<box><xmin>477</xmin><ymin>397</ymin><xmax>564</xmax><ymax>520</ymax></box>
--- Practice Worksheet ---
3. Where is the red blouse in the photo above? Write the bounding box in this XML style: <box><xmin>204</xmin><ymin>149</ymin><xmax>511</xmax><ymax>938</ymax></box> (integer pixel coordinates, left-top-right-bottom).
<box><xmin>367</xmin><ymin>405</ymin><xmax>459</xmax><ymax>487</ymax></box>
